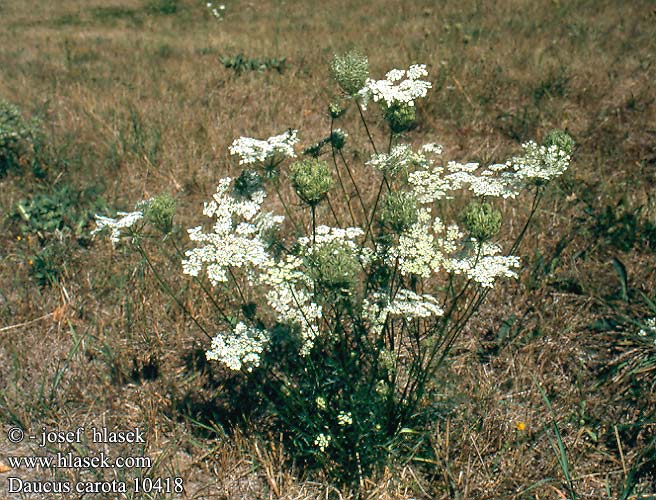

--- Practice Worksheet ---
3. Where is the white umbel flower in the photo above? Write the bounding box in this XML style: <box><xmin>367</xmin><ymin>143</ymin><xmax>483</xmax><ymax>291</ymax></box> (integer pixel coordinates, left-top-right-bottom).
<box><xmin>638</xmin><ymin>318</ymin><xmax>656</xmax><ymax>337</ymax></box>
<box><xmin>362</xmin><ymin>288</ymin><xmax>443</xmax><ymax>337</ymax></box>
<box><xmin>510</xmin><ymin>141</ymin><xmax>571</xmax><ymax>183</ymax></box>
<box><xmin>229</xmin><ymin>129</ymin><xmax>299</xmax><ymax>165</ymax></box>
<box><xmin>447</xmin><ymin>240</ymin><xmax>520</xmax><ymax>288</ymax></box>
<box><xmin>367</xmin><ymin>144</ymin><xmax>420</xmax><ymax>176</ymax></box>
<box><xmin>420</xmin><ymin>143</ymin><xmax>443</xmax><ymax>155</ymax></box>
<box><xmin>364</xmin><ymin>64</ymin><xmax>432</xmax><ymax>108</ymax></box>
<box><xmin>92</xmin><ymin>210</ymin><xmax>144</xmax><ymax>246</ymax></box>
<box><xmin>205</xmin><ymin>322</ymin><xmax>269</xmax><ymax>372</ymax></box>
<box><xmin>298</xmin><ymin>225</ymin><xmax>364</xmax><ymax>249</ymax></box>
<box><xmin>389</xmin><ymin>209</ymin><xmax>443</xmax><ymax>278</ymax></box>
<box><xmin>385</xmin><ymin>289</ymin><xmax>444</xmax><ymax>318</ymax></box>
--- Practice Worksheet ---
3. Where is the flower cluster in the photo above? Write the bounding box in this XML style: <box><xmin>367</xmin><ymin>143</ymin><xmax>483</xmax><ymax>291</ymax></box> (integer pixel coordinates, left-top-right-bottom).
<box><xmin>370</xmin><ymin>135</ymin><xmax>570</xmax><ymax>290</ymax></box>
<box><xmin>509</xmin><ymin>140</ymin><xmax>571</xmax><ymax>184</ymax></box>
<box><xmin>298</xmin><ymin>225</ymin><xmax>365</xmax><ymax>252</ymax></box>
<box><xmin>181</xmin><ymin>176</ymin><xmax>326</xmax><ymax>356</ymax></box>
<box><xmin>205</xmin><ymin>322</ymin><xmax>268</xmax><ymax>371</ymax></box>
<box><xmin>229</xmin><ymin>129</ymin><xmax>299</xmax><ymax>165</ymax></box>
<box><xmin>363</xmin><ymin>289</ymin><xmax>444</xmax><ymax>336</ymax></box>
<box><xmin>92</xmin><ymin>206</ymin><xmax>146</xmax><ymax>246</ymax></box>
<box><xmin>367</xmin><ymin>144</ymin><xmax>421</xmax><ymax>176</ymax></box>
<box><xmin>337</xmin><ymin>411</ymin><xmax>353</xmax><ymax>426</ymax></box>
<box><xmin>406</xmin><ymin>136</ymin><xmax>573</xmax><ymax>201</ymax></box>
<box><xmin>363</xmin><ymin>64</ymin><xmax>432</xmax><ymax>108</ymax></box>
<box><xmin>408</xmin><ymin>160</ymin><xmax>469</xmax><ymax>202</ymax></box>
<box><xmin>92</xmin><ymin>195</ymin><xmax>177</xmax><ymax>244</ymax></box>
<box><xmin>181</xmin><ymin>178</ymin><xmax>275</xmax><ymax>284</ymax></box>
<box><xmin>385</xmin><ymin>289</ymin><xmax>444</xmax><ymax>318</ymax></box>
<box><xmin>447</xmin><ymin>240</ymin><xmax>521</xmax><ymax>288</ymax></box>
<box><xmin>314</xmin><ymin>433</ymin><xmax>331</xmax><ymax>452</ymax></box>
<box><xmin>387</xmin><ymin>208</ymin><xmax>444</xmax><ymax>278</ymax></box>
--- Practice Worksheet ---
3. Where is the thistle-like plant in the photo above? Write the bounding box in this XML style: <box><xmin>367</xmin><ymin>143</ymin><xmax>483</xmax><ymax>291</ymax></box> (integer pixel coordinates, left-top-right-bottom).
<box><xmin>93</xmin><ymin>53</ymin><xmax>574</xmax><ymax>484</ymax></box>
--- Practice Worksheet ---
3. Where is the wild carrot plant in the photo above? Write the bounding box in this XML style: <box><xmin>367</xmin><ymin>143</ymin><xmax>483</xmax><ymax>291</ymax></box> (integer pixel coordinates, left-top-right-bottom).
<box><xmin>93</xmin><ymin>51</ymin><xmax>574</xmax><ymax>484</ymax></box>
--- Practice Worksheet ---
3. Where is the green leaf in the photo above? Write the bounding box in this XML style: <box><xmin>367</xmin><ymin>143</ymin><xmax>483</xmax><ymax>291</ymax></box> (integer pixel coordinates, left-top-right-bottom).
<box><xmin>612</xmin><ymin>257</ymin><xmax>628</xmax><ymax>302</ymax></box>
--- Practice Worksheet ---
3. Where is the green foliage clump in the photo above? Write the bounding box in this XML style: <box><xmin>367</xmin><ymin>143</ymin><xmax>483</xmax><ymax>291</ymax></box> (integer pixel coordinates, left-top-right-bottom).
<box><xmin>588</xmin><ymin>200</ymin><xmax>656</xmax><ymax>252</ymax></box>
<box><xmin>0</xmin><ymin>98</ymin><xmax>40</xmax><ymax>175</ymax></box>
<box><xmin>15</xmin><ymin>184</ymin><xmax>105</xmax><ymax>242</ymax></box>
<box><xmin>91</xmin><ymin>6</ymin><xmax>139</xmax><ymax>21</ymax></box>
<box><xmin>220</xmin><ymin>54</ymin><xmax>286</xmax><ymax>74</ymax></box>
<box><xmin>460</xmin><ymin>201</ymin><xmax>503</xmax><ymax>241</ymax></box>
<box><xmin>331</xmin><ymin>50</ymin><xmax>369</xmax><ymax>95</ymax></box>
<box><xmin>28</xmin><ymin>242</ymin><xmax>67</xmax><ymax>287</ymax></box>
<box><xmin>290</xmin><ymin>158</ymin><xmax>333</xmax><ymax>206</ymax></box>
<box><xmin>261</xmin><ymin>335</ymin><xmax>400</xmax><ymax>483</ymax></box>
<box><xmin>145</xmin><ymin>0</ymin><xmax>178</xmax><ymax>15</ymax></box>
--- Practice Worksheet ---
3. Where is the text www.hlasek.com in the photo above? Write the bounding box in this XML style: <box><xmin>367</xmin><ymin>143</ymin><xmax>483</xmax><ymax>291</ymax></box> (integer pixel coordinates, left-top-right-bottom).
<box><xmin>6</xmin><ymin>452</ymin><xmax>151</xmax><ymax>469</ymax></box>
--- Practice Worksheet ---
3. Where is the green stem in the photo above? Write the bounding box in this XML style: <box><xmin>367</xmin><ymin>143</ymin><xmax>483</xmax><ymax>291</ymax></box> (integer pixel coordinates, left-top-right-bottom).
<box><xmin>330</xmin><ymin>119</ymin><xmax>357</xmax><ymax>227</ymax></box>
<box><xmin>134</xmin><ymin>242</ymin><xmax>212</xmax><ymax>340</ymax></box>
<box><xmin>363</xmin><ymin>175</ymin><xmax>387</xmax><ymax>244</ymax></box>
<box><xmin>338</xmin><ymin>149</ymin><xmax>367</xmax><ymax>222</ymax></box>
<box><xmin>510</xmin><ymin>187</ymin><xmax>543</xmax><ymax>255</ymax></box>
<box><xmin>356</xmin><ymin>101</ymin><xmax>378</xmax><ymax>155</ymax></box>
<box><xmin>227</xmin><ymin>266</ymin><xmax>248</xmax><ymax>306</ymax></box>
<box><xmin>274</xmin><ymin>179</ymin><xmax>305</xmax><ymax>237</ymax></box>
<box><xmin>325</xmin><ymin>194</ymin><xmax>341</xmax><ymax>226</ymax></box>
<box><xmin>311</xmin><ymin>205</ymin><xmax>316</xmax><ymax>245</ymax></box>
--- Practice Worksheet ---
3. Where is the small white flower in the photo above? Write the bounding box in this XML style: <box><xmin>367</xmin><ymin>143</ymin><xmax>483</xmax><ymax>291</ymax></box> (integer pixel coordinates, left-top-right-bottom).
<box><xmin>638</xmin><ymin>317</ymin><xmax>656</xmax><ymax>337</ymax></box>
<box><xmin>314</xmin><ymin>433</ymin><xmax>331</xmax><ymax>452</ymax></box>
<box><xmin>337</xmin><ymin>411</ymin><xmax>353</xmax><ymax>426</ymax></box>
<box><xmin>388</xmin><ymin>209</ymin><xmax>443</xmax><ymax>278</ymax></box>
<box><xmin>420</xmin><ymin>143</ymin><xmax>443</xmax><ymax>155</ymax></box>
<box><xmin>386</xmin><ymin>289</ymin><xmax>444</xmax><ymax>318</ymax></box>
<box><xmin>181</xmin><ymin>177</ymin><xmax>278</xmax><ymax>285</ymax></box>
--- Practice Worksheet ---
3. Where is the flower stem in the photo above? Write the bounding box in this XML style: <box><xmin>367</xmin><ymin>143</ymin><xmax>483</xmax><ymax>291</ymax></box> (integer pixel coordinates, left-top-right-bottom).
<box><xmin>134</xmin><ymin>242</ymin><xmax>212</xmax><ymax>340</ymax></box>
<box><xmin>356</xmin><ymin>100</ymin><xmax>378</xmax><ymax>155</ymax></box>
